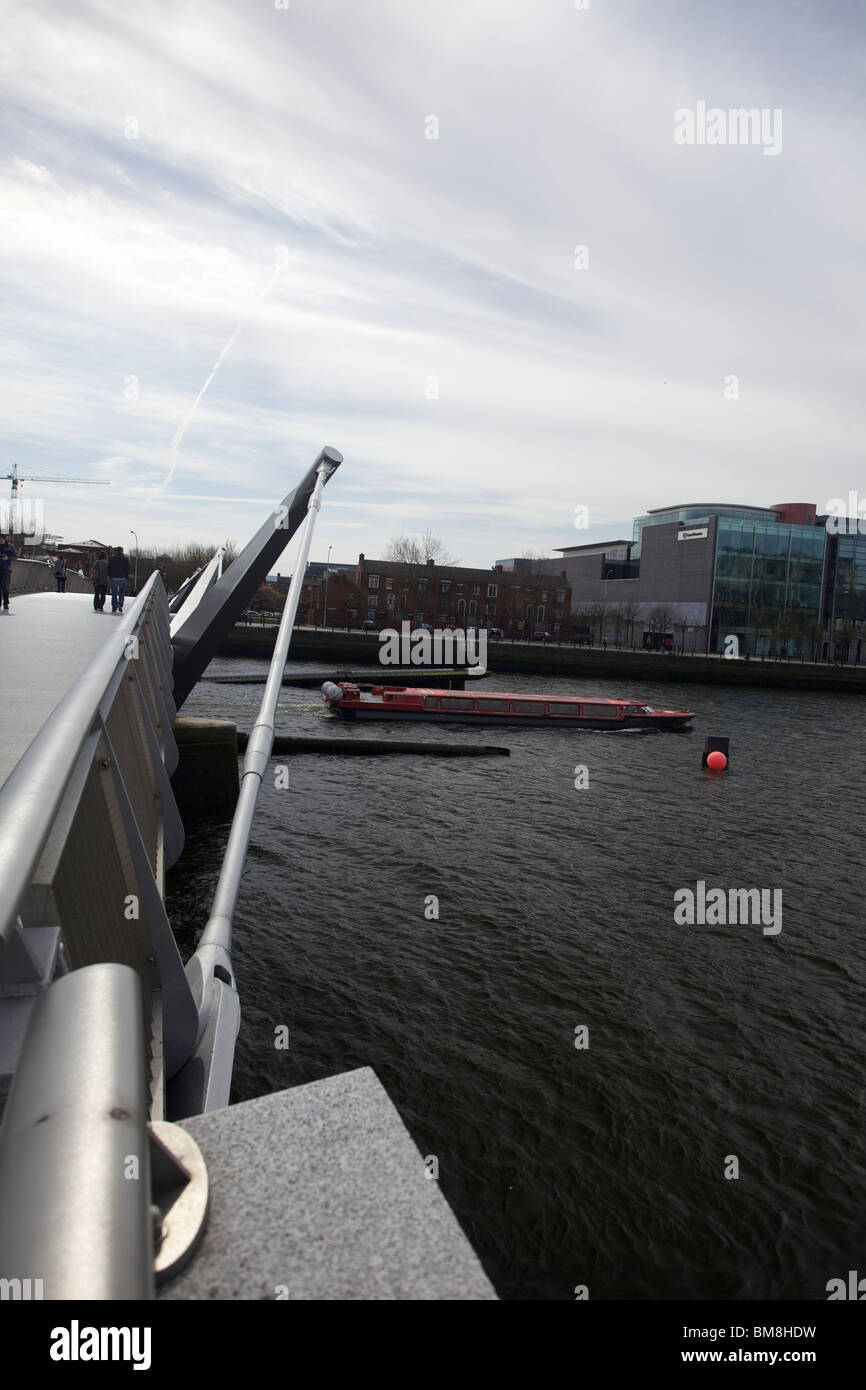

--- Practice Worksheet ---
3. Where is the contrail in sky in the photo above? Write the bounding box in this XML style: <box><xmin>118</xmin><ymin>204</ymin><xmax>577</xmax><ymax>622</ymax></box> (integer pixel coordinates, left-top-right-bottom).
<box><xmin>149</xmin><ymin>259</ymin><xmax>284</xmax><ymax>499</ymax></box>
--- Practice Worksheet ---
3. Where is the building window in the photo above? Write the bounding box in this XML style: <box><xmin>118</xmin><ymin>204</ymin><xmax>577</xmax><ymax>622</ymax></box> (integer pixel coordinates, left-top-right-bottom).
<box><xmin>385</xmin><ymin>577</ymin><xmax>392</xmax><ymax>589</ymax></box>
<box><xmin>541</xmin><ymin>590</ymin><xmax>548</xmax><ymax>601</ymax></box>
<box><xmin>368</xmin><ymin>575</ymin><xmax>379</xmax><ymax>589</ymax></box>
<box><xmin>473</xmin><ymin>585</ymin><xmax>480</xmax><ymax>595</ymax></box>
<box><xmin>417</xmin><ymin>577</ymin><xmax>427</xmax><ymax>592</ymax></box>
<box><xmin>441</xmin><ymin>580</ymin><xmax>451</xmax><ymax>593</ymax></box>
<box><xmin>556</xmin><ymin>590</ymin><xmax>566</xmax><ymax>603</ymax></box>
<box><xmin>487</xmin><ymin>584</ymin><xmax>497</xmax><ymax>598</ymax></box>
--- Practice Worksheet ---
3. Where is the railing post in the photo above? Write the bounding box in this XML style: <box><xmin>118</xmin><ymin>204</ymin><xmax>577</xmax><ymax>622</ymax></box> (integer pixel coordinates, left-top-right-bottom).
<box><xmin>0</xmin><ymin>964</ymin><xmax>154</xmax><ymax>1299</ymax></box>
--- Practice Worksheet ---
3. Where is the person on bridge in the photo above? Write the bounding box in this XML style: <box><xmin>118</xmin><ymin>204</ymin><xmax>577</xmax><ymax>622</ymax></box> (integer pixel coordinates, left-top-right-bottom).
<box><xmin>108</xmin><ymin>545</ymin><xmax>130</xmax><ymax>613</ymax></box>
<box><xmin>0</xmin><ymin>534</ymin><xmax>16</xmax><ymax>613</ymax></box>
<box><xmin>91</xmin><ymin>551</ymin><xmax>110</xmax><ymax>612</ymax></box>
<box><xmin>54</xmin><ymin>555</ymin><xmax>67</xmax><ymax>592</ymax></box>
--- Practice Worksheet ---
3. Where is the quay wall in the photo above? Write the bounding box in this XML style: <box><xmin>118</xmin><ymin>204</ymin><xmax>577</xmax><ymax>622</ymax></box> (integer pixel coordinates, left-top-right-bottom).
<box><xmin>218</xmin><ymin>627</ymin><xmax>866</xmax><ymax>695</ymax></box>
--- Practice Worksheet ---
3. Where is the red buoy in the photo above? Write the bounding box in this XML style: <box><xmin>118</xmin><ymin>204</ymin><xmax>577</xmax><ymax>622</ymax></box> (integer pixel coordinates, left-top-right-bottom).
<box><xmin>706</xmin><ymin>750</ymin><xmax>727</xmax><ymax>771</ymax></box>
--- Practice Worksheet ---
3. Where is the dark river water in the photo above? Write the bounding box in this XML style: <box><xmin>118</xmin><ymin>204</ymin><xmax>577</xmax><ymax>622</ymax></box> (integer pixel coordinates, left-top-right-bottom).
<box><xmin>166</xmin><ymin>658</ymin><xmax>866</xmax><ymax>1301</ymax></box>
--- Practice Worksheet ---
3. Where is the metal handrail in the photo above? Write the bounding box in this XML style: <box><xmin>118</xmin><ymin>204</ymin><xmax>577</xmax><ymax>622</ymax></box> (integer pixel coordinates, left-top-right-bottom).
<box><xmin>192</xmin><ymin>458</ymin><xmax>335</xmax><ymax>981</ymax></box>
<box><xmin>174</xmin><ymin>454</ymin><xmax>339</xmax><ymax>1112</ymax></box>
<box><xmin>0</xmin><ymin>573</ymin><xmax>167</xmax><ymax>951</ymax></box>
<box><xmin>0</xmin><ymin>964</ymin><xmax>154</xmax><ymax>1299</ymax></box>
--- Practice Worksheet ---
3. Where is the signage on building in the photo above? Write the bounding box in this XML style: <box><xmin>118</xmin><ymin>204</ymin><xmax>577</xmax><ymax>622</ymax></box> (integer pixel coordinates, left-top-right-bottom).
<box><xmin>678</xmin><ymin>527</ymin><xmax>708</xmax><ymax>541</ymax></box>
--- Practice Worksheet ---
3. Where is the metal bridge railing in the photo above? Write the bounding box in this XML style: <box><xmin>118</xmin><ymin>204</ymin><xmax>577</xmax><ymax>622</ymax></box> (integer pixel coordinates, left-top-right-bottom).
<box><xmin>0</xmin><ymin>575</ymin><xmax>210</xmax><ymax>1297</ymax></box>
<box><xmin>0</xmin><ymin>573</ymin><xmax>196</xmax><ymax>1116</ymax></box>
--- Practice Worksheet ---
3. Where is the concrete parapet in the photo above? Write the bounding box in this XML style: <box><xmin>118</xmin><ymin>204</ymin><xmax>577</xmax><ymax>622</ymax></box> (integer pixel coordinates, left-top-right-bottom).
<box><xmin>10</xmin><ymin>558</ymin><xmax>90</xmax><ymax>595</ymax></box>
<box><xmin>171</xmin><ymin>717</ymin><xmax>239</xmax><ymax>813</ymax></box>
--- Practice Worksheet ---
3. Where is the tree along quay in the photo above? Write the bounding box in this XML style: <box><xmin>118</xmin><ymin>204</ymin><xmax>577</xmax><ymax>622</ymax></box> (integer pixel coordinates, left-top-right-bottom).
<box><xmin>217</xmin><ymin>627</ymin><xmax>866</xmax><ymax>694</ymax></box>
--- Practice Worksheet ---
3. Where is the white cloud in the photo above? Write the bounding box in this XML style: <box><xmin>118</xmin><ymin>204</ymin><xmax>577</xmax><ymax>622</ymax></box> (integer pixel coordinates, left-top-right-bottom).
<box><xmin>12</xmin><ymin>157</ymin><xmax>55</xmax><ymax>184</ymax></box>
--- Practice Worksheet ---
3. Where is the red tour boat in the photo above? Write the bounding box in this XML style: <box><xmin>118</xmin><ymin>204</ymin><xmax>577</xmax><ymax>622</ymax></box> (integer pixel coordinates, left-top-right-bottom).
<box><xmin>321</xmin><ymin>682</ymin><xmax>695</xmax><ymax>730</ymax></box>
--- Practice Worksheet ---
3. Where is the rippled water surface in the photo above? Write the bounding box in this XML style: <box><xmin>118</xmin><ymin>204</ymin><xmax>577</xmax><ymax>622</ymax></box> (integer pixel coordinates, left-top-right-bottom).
<box><xmin>166</xmin><ymin>659</ymin><xmax>866</xmax><ymax>1300</ymax></box>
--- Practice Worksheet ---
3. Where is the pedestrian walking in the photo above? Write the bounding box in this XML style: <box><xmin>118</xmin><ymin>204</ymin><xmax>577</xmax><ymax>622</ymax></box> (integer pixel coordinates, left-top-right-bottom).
<box><xmin>0</xmin><ymin>534</ymin><xmax>16</xmax><ymax>613</ymax></box>
<box><xmin>54</xmin><ymin>555</ymin><xmax>68</xmax><ymax>592</ymax></box>
<box><xmin>91</xmin><ymin>551</ymin><xmax>110</xmax><ymax>612</ymax></box>
<box><xmin>108</xmin><ymin>545</ymin><xmax>130</xmax><ymax>613</ymax></box>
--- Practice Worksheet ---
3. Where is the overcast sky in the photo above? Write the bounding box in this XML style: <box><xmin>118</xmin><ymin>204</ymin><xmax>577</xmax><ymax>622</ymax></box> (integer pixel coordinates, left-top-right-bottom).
<box><xmin>2</xmin><ymin>0</ymin><xmax>863</xmax><ymax>573</ymax></box>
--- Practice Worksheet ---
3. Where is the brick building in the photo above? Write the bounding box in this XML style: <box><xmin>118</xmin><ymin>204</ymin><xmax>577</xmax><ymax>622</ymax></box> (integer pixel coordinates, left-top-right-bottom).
<box><xmin>340</xmin><ymin>555</ymin><xmax>572</xmax><ymax>636</ymax></box>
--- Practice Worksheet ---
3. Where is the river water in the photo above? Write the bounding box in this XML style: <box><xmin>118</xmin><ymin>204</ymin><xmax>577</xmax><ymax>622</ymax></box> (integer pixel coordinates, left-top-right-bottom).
<box><xmin>166</xmin><ymin>658</ymin><xmax>866</xmax><ymax>1301</ymax></box>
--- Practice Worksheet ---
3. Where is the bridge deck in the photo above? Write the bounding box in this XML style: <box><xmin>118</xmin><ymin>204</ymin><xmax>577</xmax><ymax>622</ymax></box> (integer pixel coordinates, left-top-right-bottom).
<box><xmin>0</xmin><ymin>592</ymin><xmax>133</xmax><ymax>790</ymax></box>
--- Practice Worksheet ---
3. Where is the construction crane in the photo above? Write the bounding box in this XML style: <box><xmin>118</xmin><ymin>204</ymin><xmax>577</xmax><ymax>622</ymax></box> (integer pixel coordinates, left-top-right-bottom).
<box><xmin>3</xmin><ymin>462</ymin><xmax>110</xmax><ymax>543</ymax></box>
<box><xmin>4</xmin><ymin>462</ymin><xmax>110</xmax><ymax>501</ymax></box>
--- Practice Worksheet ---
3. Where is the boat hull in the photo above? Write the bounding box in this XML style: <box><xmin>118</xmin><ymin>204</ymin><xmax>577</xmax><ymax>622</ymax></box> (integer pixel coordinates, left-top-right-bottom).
<box><xmin>326</xmin><ymin>705</ymin><xmax>693</xmax><ymax>730</ymax></box>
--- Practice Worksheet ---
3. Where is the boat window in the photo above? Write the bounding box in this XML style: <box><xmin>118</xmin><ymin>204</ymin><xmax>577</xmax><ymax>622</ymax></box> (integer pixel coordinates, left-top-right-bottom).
<box><xmin>478</xmin><ymin>698</ymin><xmax>509</xmax><ymax>711</ymax></box>
<box><xmin>579</xmin><ymin>703</ymin><xmax>621</xmax><ymax>718</ymax></box>
<box><xmin>547</xmin><ymin>702</ymin><xmax>581</xmax><ymax>716</ymax></box>
<box><xmin>512</xmin><ymin>700</ymin><xmax>541</xmax><ymax>714</ymax></box>
<box><xmin>439</xmin><ymin>697</ymin><xmax>474</xmax><ymax>710</ymax></box>
<box><xmin>424</xmin><ymin>697</ymin><xmax>439</xmax><ymax>709</ymax></box>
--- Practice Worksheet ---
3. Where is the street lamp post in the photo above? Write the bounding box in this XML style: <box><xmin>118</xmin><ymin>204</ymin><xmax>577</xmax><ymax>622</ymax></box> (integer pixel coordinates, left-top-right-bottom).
<box><xmin>130</xmin><ymin>531</ymin><xmax>139</xmax><ymax>593</ymax></box>
<box><xmin>323</xmin><ymin>545</ymin><xmax>332</xmax><ymax>629</ymax></box>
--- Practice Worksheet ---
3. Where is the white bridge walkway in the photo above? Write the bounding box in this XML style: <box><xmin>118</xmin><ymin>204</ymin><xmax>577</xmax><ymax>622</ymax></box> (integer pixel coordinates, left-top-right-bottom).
<box><xmin>0</xmin><ymin>592</ymin><xmax>138</xmax><ymax>789</ymax></box>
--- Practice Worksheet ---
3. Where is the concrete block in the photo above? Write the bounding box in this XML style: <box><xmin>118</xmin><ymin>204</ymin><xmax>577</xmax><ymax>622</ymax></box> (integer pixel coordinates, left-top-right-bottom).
<box><xmin>160</xmin><ymin>1068</ymin><xmax>497</xmax><ymax>1300</ymax></box>
<box><xmin>171</xmin><ymin>718</ymin><xmax>239</xmax><ymax>813</ymax></box>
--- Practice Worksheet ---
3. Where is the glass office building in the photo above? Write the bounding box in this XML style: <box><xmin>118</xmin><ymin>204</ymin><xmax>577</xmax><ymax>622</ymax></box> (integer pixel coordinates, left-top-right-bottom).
<box><xmin>709</xmin><ymin>516</ymin><xmax>826</xmax><ymax>656</ymax></box>
<box><xmin>829</xmin><ymin>531</ymin><xmax>866</xmax><ymax>657</ymax></box>
<box><xmin>632</xmin><ymin>504</ymin><xmax>773</xmax><ymax>560</ymax></box>
<box><xmin>558</xmin><ymin>500</ymin><xmax>860</xmax><ymax>658</ymax></box>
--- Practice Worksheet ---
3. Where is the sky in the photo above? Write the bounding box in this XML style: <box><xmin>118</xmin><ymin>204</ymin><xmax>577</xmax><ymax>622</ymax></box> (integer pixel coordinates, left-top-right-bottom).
<box><xmin>1</xmin><ymin>0</ymin><xmax>864</xmax><ymax>575</ymax></box>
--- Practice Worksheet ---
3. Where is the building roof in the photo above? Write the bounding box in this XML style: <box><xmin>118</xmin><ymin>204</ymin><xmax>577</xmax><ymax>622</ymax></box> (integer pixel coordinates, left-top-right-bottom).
<box><xmin>357</xmin><ymin>556</ymin><xmax>505</xmax><ymax>583</ymax></box>
<box><xmin>555</xmin><ymin>540</ymin><xmax>632</xmax><ymax>555</ymax></box>
<box><xmin>645</xmin><ymin>503</ymin><xmax>776</xmax><ymax>517</ymax></box>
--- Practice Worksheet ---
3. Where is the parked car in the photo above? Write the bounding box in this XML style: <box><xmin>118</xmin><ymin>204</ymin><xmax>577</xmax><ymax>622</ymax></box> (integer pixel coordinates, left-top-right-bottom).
<box><xmin>361</xmin><ymin>618</ymin><xmax>377</xmax><ymax>632</ymax></box>
<box><xmin>488</xmin><ymin>627</ymin><xmax>504</xmax><ymax>639</ymax></box>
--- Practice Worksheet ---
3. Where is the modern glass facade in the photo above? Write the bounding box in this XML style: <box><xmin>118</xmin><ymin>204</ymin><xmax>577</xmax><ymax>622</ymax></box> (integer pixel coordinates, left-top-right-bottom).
<box><xmin>709</xmin><ymin>518</ymin><xmax>825</xmax><ymax>656</ymax></box>
<box><xmin>831</xmin><ymin>533</ymin><xmax>866</xmax><ymax>656</ymax></box>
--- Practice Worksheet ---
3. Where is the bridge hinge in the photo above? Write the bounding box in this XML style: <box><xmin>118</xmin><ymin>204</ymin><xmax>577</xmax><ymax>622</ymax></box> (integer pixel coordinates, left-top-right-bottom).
<box><xmin>148</xmin><ymin>1120</ymin><xmax>209</xmax><ymax>1284</ymax></box>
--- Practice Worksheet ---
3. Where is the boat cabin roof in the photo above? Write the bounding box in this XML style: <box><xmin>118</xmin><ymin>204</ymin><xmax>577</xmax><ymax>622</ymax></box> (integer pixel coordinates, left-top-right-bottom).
<box><xmin>374</xmin><ymin>687</ymin><xmax>625</xmax><ymax>704</ymax></box>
